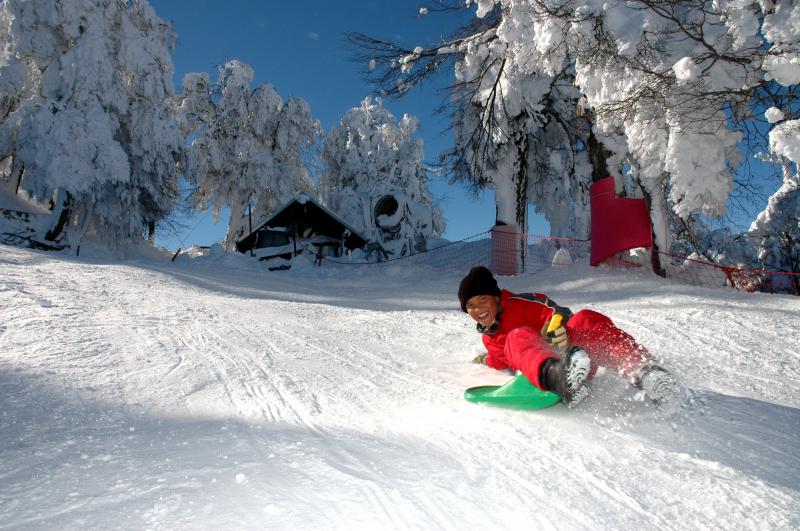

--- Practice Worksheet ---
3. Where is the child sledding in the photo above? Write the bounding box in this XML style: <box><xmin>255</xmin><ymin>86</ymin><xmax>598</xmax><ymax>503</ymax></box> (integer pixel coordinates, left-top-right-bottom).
<box><xmin>459</xmin><ymin>266</ymin><xmax>679</xmax><ymax>408</ymax></box>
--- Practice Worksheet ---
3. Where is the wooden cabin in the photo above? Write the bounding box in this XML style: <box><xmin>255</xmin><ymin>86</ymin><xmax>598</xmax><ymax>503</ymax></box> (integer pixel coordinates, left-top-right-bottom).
<box><xmin>235</xmin><ymin>194</ymin><xmax>369</xmax><ymax>264</ymax></box>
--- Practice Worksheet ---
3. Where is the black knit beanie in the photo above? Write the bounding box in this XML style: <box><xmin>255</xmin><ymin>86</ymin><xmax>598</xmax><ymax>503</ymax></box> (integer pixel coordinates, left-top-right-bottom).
<box><xmin>458</xmin><ymin>266</ymin><xmax>501</xmax><ymax>312</ymax></box>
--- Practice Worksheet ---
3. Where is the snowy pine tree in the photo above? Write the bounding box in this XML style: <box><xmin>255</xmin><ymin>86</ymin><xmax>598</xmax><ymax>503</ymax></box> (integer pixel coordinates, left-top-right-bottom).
<box><xmin>175</xmin><ymin>60</ymin><xmax>320</xmax><ymax>249</ymax></box>
<box><xmin>0</xmin><ymin>0</ymin><xmax>182</xmax><ymax>247</ymax></box>
<box><xmin>321</xmin><ymin>97</ymin><xmax>444</xmax><ymax>257</ymax></box>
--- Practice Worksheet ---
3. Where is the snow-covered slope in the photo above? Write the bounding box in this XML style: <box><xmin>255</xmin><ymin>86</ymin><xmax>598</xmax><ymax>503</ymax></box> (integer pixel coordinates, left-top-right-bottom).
<box><xmin>1</xmin><ymin>244</ymin><xmax>798</xmax><ymax>530</ymax></box>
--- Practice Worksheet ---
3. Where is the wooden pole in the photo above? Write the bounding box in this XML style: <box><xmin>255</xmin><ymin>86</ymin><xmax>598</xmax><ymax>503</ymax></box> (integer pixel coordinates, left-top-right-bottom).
<box><xmin>248</xmin><ymin>202</ymin><xmax>254</xmax><ymax>257</ymax></box>
<box><xmin>291</xmin><ymin>204</ymin><xmax>298</xmax><ymax>257</ymax></box>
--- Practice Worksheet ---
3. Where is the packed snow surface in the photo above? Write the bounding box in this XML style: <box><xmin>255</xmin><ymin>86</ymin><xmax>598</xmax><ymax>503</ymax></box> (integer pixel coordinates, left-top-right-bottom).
<box><xmin>1</xmin><ymin>244</ymin><xmax>799</xmax><ymax>529</ymax></box>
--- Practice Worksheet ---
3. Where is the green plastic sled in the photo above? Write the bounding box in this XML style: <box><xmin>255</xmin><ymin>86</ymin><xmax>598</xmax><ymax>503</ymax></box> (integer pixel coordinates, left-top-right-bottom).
<box><xmin>464</xmin><ymin>371</ymin><xmax>561</xmax><ymax>410</ymax></box>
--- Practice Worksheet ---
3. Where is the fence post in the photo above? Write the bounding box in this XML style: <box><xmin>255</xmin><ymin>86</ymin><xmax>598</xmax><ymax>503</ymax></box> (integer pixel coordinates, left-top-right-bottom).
<box><xmin>490</xmin><ymin>224</ymin><xmax>522</xmax><ymax>276</ymax></box>
<box><xmin>721</xmin><ymin>267</ymin><xmax>736</xmax><ymax>290</ymax></box>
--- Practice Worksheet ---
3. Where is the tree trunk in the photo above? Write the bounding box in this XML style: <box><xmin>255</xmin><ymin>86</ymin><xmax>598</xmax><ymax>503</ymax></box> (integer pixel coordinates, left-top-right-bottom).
<box><xmin>638</xmin><ymin>183</ymin><xmax>667</xmax><ymax>278</ymax></box>
<box><xmin>586</xmin><ymin>124</ymin><xmax>611</xmax><ymax>183</ymax></box>
<box><xmin>514</xmin><ymin>135</ymin><xmax>529</xmax><ymax>270</ymax></box>
<box><xmin>67</xmin><ymin>200</ymin><xmax>94</xmax><ymax>248</ymax></box>
<box><xmin>13</xmin><ymin>161</ymin><xmax>24</xmax><ymax>195</ymax></box>
<box><xmin>45</xmin><ymin>191</ymin><xmax>73</xmax><ymax>243</ymax></box>
<box><xmin>147</xmin><ymin>220</ymin><xmax>156</xmax><ymax>242</ymax></box>
<box><xmin>225</xmin><ymin>197</ymin><xmax>248</xmax><ymax>251</ymax></box>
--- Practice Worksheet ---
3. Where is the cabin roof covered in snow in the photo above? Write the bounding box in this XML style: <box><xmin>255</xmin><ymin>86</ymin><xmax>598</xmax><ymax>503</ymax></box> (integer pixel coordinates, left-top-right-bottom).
<box><xmin>236</xmin><ymin>194</ymin><xmax>369</xmax><ymax>251</ymax></box>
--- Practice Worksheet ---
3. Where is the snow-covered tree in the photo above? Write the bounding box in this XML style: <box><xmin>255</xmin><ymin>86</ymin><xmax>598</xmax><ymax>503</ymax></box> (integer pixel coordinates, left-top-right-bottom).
<box><xmin>351</xmin><ymin>0</ymin><xmax>799</xmax><ymax>274</ymax></box>
<box><xmin>175</xmin><ymin>60</ymin><xmax>320</xmax><ymax>248</ymax></box>
<box><xmin>478</xmin><ymin>0</ymin><xmax>798</xmax><ymax>266</ymax></box>
<box><xmin>749</xmin><ymin>116</ymin><xmax>800</xmax><ymax>290</ymax></box>
<box><xmin>449</xmin><ymin>36</ymin><xmax>595</xmax><ymax>239</ymax></box>
<box><xmin>0</xmin><ymin>0</ymin><xmax>182</xmax><ymax>247</ymax></box>
<box><xmin>349</xmin><ymin>9</ymin><xmax>596</xmax><ymax>242</ymax></box>
<box><xmin>0</xmin><ymin>50</ymin><xmax>31</xmax><ymax>197</ymax></box>
<box><xmin>668</xmin><ymin>211</ymin><xmax>757</xmax><ymax>268</ymax></box>
<box><xmin>321</xmin><ymin>97</ymin><xmax>444</xmax><ymax>256</ymax></box>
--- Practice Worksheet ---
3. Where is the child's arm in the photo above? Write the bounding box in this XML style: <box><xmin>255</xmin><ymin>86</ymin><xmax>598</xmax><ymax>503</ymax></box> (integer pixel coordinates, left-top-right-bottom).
<box><xmin>517</xmin><ymin>292</ymin><xmax>572</xmax><ymax>333</ymax></box>
<box><xmin>476</xmin><ymin>336</ymin><xmax>509</xmax><ymax>370</ymax></box>
<box><xmin>483</xmin><ymin>347</ymin><xmax>509</xmax><ymax>370</ymax></box>
<box><xmin>507</xmin><ymin>293</ymin><xmax>572</xmax><ymax>352</ymax></box>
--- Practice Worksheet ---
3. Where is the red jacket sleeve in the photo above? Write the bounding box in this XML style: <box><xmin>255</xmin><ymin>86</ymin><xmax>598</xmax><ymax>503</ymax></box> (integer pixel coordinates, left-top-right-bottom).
<box><xmin>513</xmin><ymin>293</ymin><xmax>558</xmax><ymax>333</ymax></box>
<box><xmin>523</xmin><ymin>293</ymin><xmax>572</xmax><ymax>332</ymax></box>
<box><xmin>482</xmin><ymin>335</ymin><xmax>509</xmax><ymax>370</ymax></box>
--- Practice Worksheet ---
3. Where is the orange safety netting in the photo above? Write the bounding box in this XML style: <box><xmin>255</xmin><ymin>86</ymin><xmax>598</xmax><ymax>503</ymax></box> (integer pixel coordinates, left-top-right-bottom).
<box><xmin>656</xmin><ymin>251</ymin><xmax>800</xmax><ymax>296</ymax></box>
<box><xmin>324</xmin><ymin>231</ymin><xmax>799</xmax><ymax>296</ymax></box>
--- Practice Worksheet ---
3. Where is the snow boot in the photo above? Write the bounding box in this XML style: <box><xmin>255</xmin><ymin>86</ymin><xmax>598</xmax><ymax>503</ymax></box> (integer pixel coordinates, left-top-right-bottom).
<box><xmin>636</xmin><ymin>364</ymin><xmax>679</xmax><ymax>407</ymax></box>
<box><xmin>540</xmin><ymin>347</ymin><xmax>591</xmax><ymax>408</ymax></box>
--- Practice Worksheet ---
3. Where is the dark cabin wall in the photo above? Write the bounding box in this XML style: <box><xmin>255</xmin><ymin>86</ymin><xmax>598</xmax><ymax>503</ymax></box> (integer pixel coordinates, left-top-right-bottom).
<box><xmin>236</xmin><ymin>199</ymin><xmax>368</xmax><ymax>255</ymax></box>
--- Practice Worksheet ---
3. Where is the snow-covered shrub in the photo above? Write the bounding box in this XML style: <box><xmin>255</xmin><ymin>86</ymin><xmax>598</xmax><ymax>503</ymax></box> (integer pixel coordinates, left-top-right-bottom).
<box><xmin>321</xmin><ymin>97</ymin><xmax>444</xmax><ymax>257</ymax></box>
<box><xmin>0</xmin><ymin>0</ymin><xmax>182</xmax><ymax>248</ymax></box>
<box><xmin>665</xmin><ymin>252</ymin><xmax>731</xmax><ymax>288</ymax></box>
<box><xmin>749</xmin><ymin>121</ymin><xmax>800</xmax><ymax>278</ymax></box>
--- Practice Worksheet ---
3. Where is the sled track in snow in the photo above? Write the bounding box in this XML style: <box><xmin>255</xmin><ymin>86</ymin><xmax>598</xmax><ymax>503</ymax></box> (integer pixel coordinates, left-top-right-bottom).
<box><xmin>2</xmin><ymin>245</ymin><xmax>799</xmax><ymax>529</ymax></box>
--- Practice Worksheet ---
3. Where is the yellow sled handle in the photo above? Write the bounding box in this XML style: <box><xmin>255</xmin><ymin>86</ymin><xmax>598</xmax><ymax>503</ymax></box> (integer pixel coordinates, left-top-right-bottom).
<box><xmin>546</xmin><ymin>314</ymin><xmax>563</xmax><ymax>334</ymax></box>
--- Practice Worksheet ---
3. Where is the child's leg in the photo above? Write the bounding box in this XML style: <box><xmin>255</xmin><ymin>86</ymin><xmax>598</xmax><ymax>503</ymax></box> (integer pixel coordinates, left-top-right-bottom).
<box><xmin>565</xmin><ymin>309</ymin><xmax>653</xmax><ymax>380</ymax></box>
<box><xmin>504</xmin><ymin>326</ymin><xmax>559</xmax><ymax>390</ymax></box>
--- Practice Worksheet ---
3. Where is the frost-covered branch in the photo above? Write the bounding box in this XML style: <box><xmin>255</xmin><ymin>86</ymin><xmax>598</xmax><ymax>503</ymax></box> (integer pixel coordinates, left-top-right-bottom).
<box><xmin>175</xmin><ymin>60</ymin><xmax>321</xmax><ymax>248</ymax></box>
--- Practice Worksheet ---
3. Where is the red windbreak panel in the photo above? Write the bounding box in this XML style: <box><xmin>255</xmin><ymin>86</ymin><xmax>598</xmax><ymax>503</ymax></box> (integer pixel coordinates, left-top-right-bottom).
<box><xmin>590</xmin><ymin>177</ymin><xmax>653</xmax><ymax>266</ymax></box>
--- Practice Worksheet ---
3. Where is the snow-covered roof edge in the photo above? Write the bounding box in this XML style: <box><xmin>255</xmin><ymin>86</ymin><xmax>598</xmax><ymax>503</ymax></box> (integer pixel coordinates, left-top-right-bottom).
<box><xmin>238</xmin><ymin>193</ymin><xmax>370</xmax><ymax>244</ymax></box>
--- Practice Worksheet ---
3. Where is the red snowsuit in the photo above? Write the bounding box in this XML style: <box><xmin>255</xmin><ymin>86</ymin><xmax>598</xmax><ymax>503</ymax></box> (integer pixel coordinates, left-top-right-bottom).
<box><xmin>482</xmin><ymin>290</ymin><xmax>652</xmax><ymax>390</ymax></box>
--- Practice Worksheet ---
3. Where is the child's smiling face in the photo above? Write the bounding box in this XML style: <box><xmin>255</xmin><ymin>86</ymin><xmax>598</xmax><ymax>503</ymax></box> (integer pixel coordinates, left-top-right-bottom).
<box><xmin>465</xmin><ymin>294</ymin><xmax>500</xmax><ymax>327</ymax></box>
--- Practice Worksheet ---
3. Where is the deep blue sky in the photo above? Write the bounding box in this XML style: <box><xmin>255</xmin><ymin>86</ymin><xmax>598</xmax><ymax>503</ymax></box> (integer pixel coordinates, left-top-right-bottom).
<box><xmin>150</xmin><ymin>0</ymin><xmax>551</xmax><ymax>250</ymax></box>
